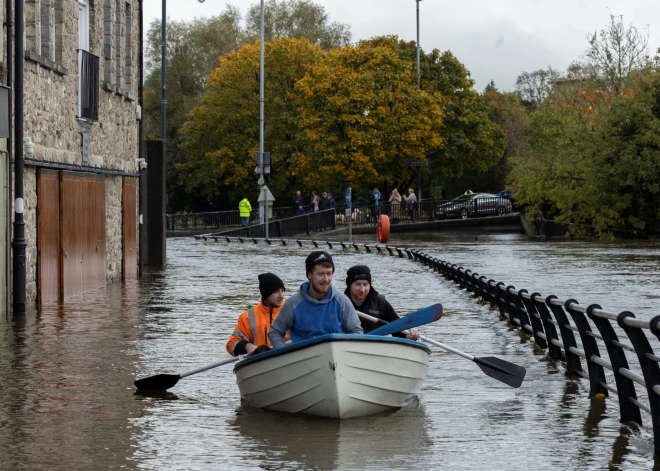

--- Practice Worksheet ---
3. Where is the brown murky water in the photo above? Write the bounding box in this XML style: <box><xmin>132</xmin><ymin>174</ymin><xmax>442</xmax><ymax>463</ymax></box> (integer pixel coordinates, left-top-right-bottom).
<box><xmin>1</xmin><ymin>232</ymin><xmax>659</xmax><ymax>470</ymax></box>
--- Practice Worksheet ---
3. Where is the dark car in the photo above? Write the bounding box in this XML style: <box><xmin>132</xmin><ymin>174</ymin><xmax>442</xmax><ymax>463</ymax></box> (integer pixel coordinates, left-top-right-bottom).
<box><xmin>434</xmin><ymin>193</ymin><xmax>513</xmax><ymax>220</ymax></box>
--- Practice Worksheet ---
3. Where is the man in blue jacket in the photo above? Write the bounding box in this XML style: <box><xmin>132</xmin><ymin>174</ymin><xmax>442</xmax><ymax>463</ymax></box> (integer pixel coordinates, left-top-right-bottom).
<box><xmin>268</xmin><ymin>251</ymin><xmax>363</xmax><ymax>348</ymax></box>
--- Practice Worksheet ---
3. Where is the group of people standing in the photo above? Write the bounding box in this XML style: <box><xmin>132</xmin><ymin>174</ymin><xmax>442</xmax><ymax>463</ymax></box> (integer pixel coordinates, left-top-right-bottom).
<box><xmin>371</xmin><ymin>187</ymin><xmax>417</xmax><ymax>224</ymax></box>
<box><xmin>226</xmin><ymin>251</ymin><xmax>420</xmax><ymax>357</ymax></box>
<box><xmin>292</xmin><ymin>190</ymin><xmax>336</xmax><ymax>214</ymax></box>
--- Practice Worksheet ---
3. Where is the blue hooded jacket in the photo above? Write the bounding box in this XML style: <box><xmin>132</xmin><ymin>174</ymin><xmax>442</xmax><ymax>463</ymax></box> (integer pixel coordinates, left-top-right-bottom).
<box><xmin>268</xmin><ymin>282</ymin><xmax>363</xmax><ymax>348</ymax></box>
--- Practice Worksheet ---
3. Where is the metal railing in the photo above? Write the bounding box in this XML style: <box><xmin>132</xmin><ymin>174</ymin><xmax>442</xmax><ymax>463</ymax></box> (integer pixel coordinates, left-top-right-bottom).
<box><xmin>78</xmin><ymin>50</ymin><xmax>99</xmax><ymax>121</ymax></box>
<box><xmin>195</xmin><ymin>209</ymin><xmax>336</xmax><ymax>239</ymax></box>
<box><xmin>413</xmin><ymin>250</ymin><xmax>660</xmax><ymax>456</ymax></box>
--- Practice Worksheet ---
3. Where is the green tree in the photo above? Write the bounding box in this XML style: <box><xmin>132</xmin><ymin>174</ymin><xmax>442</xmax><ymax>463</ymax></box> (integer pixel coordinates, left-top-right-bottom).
<box><xmin>295</xmin><ymin>37</ymin><xmax>444</xmax><ymax>191</ymax></box>
<box><xmin>179</xmin><ymin>38</ymin><xmax>324</xmax><ymax>204</ymax></box>
<box><xmin>244</xmin><ymin>0</ymin><xmax>351</xmax><ymax>49</ymax></box>
<box><xmin>142</xmin><ymin>1</ymin><xmax>351</xmax><ymax>212</ymax></box>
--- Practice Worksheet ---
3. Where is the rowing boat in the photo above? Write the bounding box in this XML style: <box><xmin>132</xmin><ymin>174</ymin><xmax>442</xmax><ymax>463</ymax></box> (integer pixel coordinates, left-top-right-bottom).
<box><xmin>233</xmin><ymin>334</ymin><xmax>431</xmax><ymax>418</ymax></box>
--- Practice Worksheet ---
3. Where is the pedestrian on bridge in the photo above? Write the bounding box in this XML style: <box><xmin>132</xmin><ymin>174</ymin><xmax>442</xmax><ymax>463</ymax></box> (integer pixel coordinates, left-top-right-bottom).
<box><xmin>239</xmin><ymin>197</ymin><xmax>252</xmax><ymax>227</ymax></box>
<box><xmin>404</xmin><ymin>188</ymin><xmax>417</xmax><ymax>222</ymax></box>
<box><xmin>389</xmin><ymin>188</ymin><xmax>402</xmax><ymax>224</ymax></box>
<box><xmin>226</xmin><ymin>273</ymin><xmax>287</xmax><ymax>356</ymax></box>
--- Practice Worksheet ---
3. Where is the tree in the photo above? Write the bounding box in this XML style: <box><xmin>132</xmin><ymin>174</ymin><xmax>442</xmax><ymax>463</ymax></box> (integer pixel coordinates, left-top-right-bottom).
<box><xmin>584</xmin><ymin>14</ymin><xmax>650</xmax><ymax>95</ymax></box>
<box><xmin>244</xmin><ymin>0</ymin><xmax>351</xmax><ymax>49</ymax></box>
<box><xmin>295</xmin><ymin>37</ymin><xmax>444</xmax><ymax>191</ymax></box>
<box><xmin>142</xmin><ymin>1</ymin><xmax>351</xmax><ymax>212</ymax></box>
<box><xmin>363</xmin><ymin>37</ymin><xmax>505</xmax><ymax>196</ymax></box>
<box><xmin>179</xmin><ymin>38</ymin><xmax>324</xmax><ymax>204</ymax></box>
<box><xmin>514</xmin><ymin>67</ymin><xmax>561</xmax><ymax>109</ymax></box>
<box><xmin>484</xmin><ymin>79</ymin><xmax>497</xmax><ymax>92</ymax></box>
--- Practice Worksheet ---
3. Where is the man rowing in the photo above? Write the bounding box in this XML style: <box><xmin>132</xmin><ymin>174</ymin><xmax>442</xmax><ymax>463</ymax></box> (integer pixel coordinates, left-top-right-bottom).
<box><xmin>268</xmin><ymin>251</ymin><xmax>363</xmax><ymax>348</ymax></box>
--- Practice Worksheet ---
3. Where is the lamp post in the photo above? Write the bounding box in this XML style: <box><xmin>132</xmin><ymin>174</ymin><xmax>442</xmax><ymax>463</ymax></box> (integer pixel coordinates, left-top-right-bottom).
<box><xmin>416</xmin><ymin>0</ymin><xmax>422</xmax><ymax>90</ymax></box>
<box><xmin>259</xmin><ymin>0</ymin><xmax>269</xmax><ymax>238</ymax></box>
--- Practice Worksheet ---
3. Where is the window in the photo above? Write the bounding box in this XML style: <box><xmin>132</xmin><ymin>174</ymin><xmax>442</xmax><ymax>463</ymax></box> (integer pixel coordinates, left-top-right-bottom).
<box><xmin>78</xmin><ymin>0</ymin><xmax>99</xmax><ymax>120</ymax></box>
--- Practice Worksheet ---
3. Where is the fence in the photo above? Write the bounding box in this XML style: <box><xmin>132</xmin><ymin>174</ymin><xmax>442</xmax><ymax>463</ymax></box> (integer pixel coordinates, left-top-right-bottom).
<box><xmin>169</xmin><ymin>196</ymin><xmax>517</xmax><ymax>233</ymax></box>
<box><xmin>195</xmin><ymin>234</ymin><xmax>660</xmax><ymax>455</ymax></box>
<box><xmin>197</xmin><ymin>209</ymin><xmax>336</xmax><ymax>239</ymax></box>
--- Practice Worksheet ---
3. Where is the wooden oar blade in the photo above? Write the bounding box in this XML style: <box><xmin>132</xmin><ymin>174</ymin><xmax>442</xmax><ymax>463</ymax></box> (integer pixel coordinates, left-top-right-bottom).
<box><xmin>134</xmin><ymin>374</ymin><xmax>181</xmax><ymax>391</ymax></box>
<box><xmin>369</xmin><ymin>304</ymin><xmax>443</xmax><ymax>337</ymax></box>
<box><xmin>474</xmin><ymin>356</ymin><xmax>526</xmax><ymax>388</ymax></box>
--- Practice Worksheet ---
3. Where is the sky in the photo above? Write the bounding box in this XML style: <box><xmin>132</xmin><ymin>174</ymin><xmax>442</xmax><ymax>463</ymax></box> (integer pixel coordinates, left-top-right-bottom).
<box><xmin>142</xmin><ymin>0</ymin><xmax>660</xmax><ymax>91</ymax></box>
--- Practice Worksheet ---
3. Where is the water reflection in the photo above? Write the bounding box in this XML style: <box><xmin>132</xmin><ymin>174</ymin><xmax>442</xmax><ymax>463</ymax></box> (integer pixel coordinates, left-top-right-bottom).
<box><xmin>230</xmin><ymin>402</ymin><xmax>431</xmax><ymax>470</ymax></box>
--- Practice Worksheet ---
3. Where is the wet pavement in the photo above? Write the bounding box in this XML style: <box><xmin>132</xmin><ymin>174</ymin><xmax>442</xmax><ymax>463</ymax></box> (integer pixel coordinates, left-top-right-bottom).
<box><xmin>1</xmin><ymin>232</ymin><xmax>659</xmax><ymax>470</ymax></box>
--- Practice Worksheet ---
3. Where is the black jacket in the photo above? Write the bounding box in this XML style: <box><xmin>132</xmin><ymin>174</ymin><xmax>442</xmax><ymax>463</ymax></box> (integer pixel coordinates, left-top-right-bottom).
<box><xmin>344</xmin><ymin>286</ymin><xmax>406</xmax><ymax>338</ymax></box>
<box><xmin>318</xmin><ymin>196</ymin><xmax>331</xmax><ymax>210</ymax></box>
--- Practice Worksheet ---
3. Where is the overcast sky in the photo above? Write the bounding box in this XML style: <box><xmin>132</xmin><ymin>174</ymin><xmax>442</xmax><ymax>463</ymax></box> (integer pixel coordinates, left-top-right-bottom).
<box><xmin>142</xmin><ymin>0</ymin><xmax>660</xmax><ymax>91</ymax></box>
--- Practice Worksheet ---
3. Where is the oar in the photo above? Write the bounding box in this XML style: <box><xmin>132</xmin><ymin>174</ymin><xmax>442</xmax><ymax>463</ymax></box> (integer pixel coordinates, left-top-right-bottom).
<box><xmin>367</xmin><ymin>304</ymin><xmax>443</xmax><ymax>336</ymax></box>
<box><xmin>357</xmin><ymin>311</ymin><xmax>526</xmax><ymax>388</ymax></box>
<box><xmin>134</xmin><ymin>355</ymin><xmax>245</xmax><ymax>391</ymax></box>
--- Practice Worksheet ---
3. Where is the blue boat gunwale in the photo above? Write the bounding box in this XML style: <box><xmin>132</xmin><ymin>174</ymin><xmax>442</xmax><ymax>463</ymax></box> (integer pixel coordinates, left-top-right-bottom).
<box><xmin>233</xmin><ymin>334</ymin><xmax>431</xmax><ymax>373</ymax></box>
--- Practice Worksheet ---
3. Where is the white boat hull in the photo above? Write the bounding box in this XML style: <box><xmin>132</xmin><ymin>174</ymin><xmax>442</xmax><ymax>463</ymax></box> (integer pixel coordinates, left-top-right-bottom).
<box><xmin>234</xmin><ymin>335</ymin><xmax>430</xmax><ymax>418</ymax></box>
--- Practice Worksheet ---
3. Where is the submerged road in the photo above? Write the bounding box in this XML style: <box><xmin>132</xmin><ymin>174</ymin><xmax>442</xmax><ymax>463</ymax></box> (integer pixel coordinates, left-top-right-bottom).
<box><xmin>1</xmin><ymin>232</ymin><xmax>659</xmax><ymax>470</ymax></box>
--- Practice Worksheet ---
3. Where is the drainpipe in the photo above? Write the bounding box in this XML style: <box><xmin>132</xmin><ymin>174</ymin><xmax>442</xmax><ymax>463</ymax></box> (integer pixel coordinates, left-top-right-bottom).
<box><xmin>138</xmin><ymin>0</ymin><xmax>144</xmax><ymax>276</ymax></box>
<box><xmin>6</xmin><ymin>0</ymin><xmax>14</xmax><ymax>314</ymax></box>
<box><xmin>12</xmin><ymin>0</ymin><xmax>26</xmax><ymax>314</ymax></box>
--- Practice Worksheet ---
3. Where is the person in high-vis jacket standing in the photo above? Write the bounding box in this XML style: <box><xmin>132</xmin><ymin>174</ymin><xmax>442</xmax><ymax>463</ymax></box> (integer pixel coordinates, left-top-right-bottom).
<box><xmin>239</xmin><ymin>197</ymin><xmax>252</xmax><ymax>227</ymax></box>
<box><xmin>226</xmin><ymin>273</ymin><xmax>287</xmax><ymax>356</ymax></box>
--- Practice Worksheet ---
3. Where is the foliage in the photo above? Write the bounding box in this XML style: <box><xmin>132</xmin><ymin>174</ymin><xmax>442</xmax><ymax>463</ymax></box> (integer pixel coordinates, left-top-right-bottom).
<box><xmin>142</xmin><ymin>1</ymin><xmax>351</xmax><ymax>211</ymax></box>
<box><xmin>179</xmin><ymin>38</ymin><xmax>324</xmax><ymax>204</ymax></box>
<box><xmin>295</xmin><ymin>37</ymin><xmax>444</xmax><ymax>190</ymax></box>
<box><xmin>514</xmin><ymin>67</ymin><xmax>561</xmax><ymax>109</ymax></box>
<box><xmin>509</xmin><ymin>67</ymin><xmax>660</xmax><ymax>236</ymax></box>
<box><xmin>243</xmin><ymin>0</ymin><xmax>351</xmax><ymax>49</ymax></box>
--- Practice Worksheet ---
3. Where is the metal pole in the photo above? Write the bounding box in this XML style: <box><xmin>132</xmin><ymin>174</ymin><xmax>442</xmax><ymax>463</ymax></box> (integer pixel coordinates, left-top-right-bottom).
<box><xmin>12</xmin><ymin>0</ymin><xmax>26</xmax><ymax>314</ymax></box>
<box><xmin>138</xmin><ymin>0</ymin><xmax>144</xmax><ymax>276</ymax></box>
<box><xmin>260</xmin><ymin>0</ymin><xmax>268</xmax><ymax>239</ymax></box>
<box><xmin>160</xmin><ymin>0</ymin><xmax>166</xmax><ymax>140</ymax></box>
<box><xmin>7</xmin><ymin>0</ymin><xmax>14</xmax><ymax>315</ymax></box>
<box><xmin>348</xmin><ymin>188</ymin><xmax>352</xmax><ymax>243</ymax></box>
<box><xmin>417</xmin><ymin>167</ymin><xmax>422</xmax><ymax>218</ymax></box>
<box><xmin>416</xmin><ymin>0</ymin><xmax>421</xmax><ymax>90</ymax></box>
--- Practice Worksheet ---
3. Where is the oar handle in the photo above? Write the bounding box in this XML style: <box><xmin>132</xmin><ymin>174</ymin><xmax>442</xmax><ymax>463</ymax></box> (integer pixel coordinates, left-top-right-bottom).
<box><xmin>180</xmin><ymin>355</ymin><xmax>244</xmax><ymax>378</ymax></box>
<box><xmin>420</xmin><ymin>336</ymin><xmax>475</xmax><ymax>362</ymax></box>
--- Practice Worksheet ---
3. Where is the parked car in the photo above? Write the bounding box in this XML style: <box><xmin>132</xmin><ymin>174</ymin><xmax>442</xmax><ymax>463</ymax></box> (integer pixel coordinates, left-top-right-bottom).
<box><xmin>496</xmin><ymin>190</ymin><xmax>513</xmax><ymax>199</ymax></box>
<box><xmin>434</xmin><ymin>193</ymin><xmax>513</xmax><ymax>220</ymax></box>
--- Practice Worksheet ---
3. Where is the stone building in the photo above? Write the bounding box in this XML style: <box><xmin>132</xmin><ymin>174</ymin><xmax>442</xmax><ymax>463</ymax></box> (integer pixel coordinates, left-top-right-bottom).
<box><xmin>1</xmin><ymin>0</ymin><xmax>141</xmax><ymax>309</ymax></box>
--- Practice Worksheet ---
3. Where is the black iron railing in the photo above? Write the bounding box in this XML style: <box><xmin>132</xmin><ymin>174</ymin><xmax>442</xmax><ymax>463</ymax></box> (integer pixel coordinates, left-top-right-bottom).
<box><xmin>78</xmin><ymin>50</ymin><xmax>99</xmax><ymax>121</ymax></box>
<box><xmin>196</xmin><ymin>209</ymin><xmax>336</xmax><ymax>239</ymax></box>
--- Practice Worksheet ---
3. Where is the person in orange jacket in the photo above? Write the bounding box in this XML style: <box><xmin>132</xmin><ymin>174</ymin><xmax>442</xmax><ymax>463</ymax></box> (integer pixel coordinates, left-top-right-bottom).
<box><xmin>226</xmin><ymin>273</ymin><xmax>286</xmax><ymax>356</ymax></box>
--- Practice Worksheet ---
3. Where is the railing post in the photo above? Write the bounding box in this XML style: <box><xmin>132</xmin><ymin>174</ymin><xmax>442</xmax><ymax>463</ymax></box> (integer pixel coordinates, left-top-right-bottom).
<box><xmin>587</xmin><ymin>305</ymin><xmax>642</xmax><ymax>424</ymax></box>
<box><xmin>305</xmin><ymin>214</ymin><xmax>310</xmax><ymax>235</ymax></box>
<box><xmin>518</xmin><ymin>289</ymin><xmax>547</xmax><ymax>348</ymax></box>
<box><xmin>506</xmin><ymin>286</ymin><xmax>526</xmax><ymax>329</ymax></box>
<box><xmin>565</xmin><ymin>300</ymin><xmax>608</xmax><ymax>396</ymax></box>
<box><xmin>620</xmin><ymin>312</ymin><xmax>660</xmax><ymax>457</ymax></box>
<box><xmin>531</xmin><ymin>293</ymin><xmax>562</xmax><ymax>360</ymax></box>
<box><xmin>546</xmin><ymin>295</ymin><xmax>582</xmax><ymax>376</ymax></box>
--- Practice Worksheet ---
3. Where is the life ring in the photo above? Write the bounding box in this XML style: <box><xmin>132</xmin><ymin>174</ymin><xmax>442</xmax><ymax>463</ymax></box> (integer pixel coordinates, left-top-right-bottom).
<box><xmin>377</xmin><ymin>214</ymin><xmax>390</xmax><ymax>243</ymax></box>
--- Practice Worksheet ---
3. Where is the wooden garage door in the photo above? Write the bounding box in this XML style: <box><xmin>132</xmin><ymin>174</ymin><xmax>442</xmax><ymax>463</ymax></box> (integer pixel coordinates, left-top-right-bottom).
<box><xmin>122</xmin><ymin>177</ymin><xmax>138</xmax><ymax>279</ymax></box>
<box><xmin>61</xmin><ymin>173</ymin><xmax>106</xmax><ymax>299</ymax></box>
<box><xmin>37</xmin><ymin>169</ymin><xmax>61</xmax><ymax>304</ymax></box>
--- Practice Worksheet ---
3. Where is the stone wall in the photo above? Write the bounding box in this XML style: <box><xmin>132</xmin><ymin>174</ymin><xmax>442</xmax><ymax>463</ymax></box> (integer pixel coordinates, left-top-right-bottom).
<box><xmin>2</xmin><ymin>0</ymin><xmax>141</xmax><ymax>309</ymax></box>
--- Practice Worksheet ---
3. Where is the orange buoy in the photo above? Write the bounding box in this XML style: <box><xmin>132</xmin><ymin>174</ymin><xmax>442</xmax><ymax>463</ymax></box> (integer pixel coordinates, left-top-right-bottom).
<box><xmin>377</xmin><ymin>214</ymin><xmax>390</xmax><ymax>243</ymax></box>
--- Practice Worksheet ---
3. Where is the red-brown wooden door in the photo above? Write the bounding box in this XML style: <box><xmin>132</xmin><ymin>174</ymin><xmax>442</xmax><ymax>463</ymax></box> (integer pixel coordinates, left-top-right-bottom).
<box><xmin>37</xmin><ymin>169</ymin><xmax>61</xmax><ymax>304</ymax></box>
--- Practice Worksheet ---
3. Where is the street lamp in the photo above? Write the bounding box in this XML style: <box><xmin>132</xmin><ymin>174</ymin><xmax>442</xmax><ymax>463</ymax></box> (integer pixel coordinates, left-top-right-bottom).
<box><xmin>416</xmin><ymin>0</ymin><xmax>422</xmax><ymax>90</ymax></box>
<box><xmin>258</xmin><ymin>0</ymin><xmax>269</xmax><ymax>239</ymax></box>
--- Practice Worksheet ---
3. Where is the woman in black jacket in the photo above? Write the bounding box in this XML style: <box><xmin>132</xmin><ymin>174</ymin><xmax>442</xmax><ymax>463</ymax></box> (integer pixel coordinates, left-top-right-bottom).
<box><xmin>344</xmin><ymin>265</ymin><xmax>420</xmax><ymax>340</ymax></box>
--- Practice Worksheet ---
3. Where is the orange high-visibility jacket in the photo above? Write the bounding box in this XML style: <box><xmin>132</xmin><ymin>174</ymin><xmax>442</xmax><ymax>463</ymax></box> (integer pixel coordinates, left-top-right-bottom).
<box><xmin>226</xmin><ymin>302</ymin><xmax>285</xmax><ymax>356</ymax></box>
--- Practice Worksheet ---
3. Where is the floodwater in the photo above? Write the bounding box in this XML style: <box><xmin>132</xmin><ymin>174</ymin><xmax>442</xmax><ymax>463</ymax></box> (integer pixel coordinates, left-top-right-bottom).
<box><xmin>1</xmin><ymin>231</ymin><xmax>660</xmax><ymax>470</ymax></box>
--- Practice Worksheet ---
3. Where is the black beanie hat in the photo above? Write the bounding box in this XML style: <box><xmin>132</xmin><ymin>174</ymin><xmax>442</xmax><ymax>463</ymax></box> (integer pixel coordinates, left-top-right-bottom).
<box><xmin>258</xmin><ymin>273</ymin><xmax>285</xmax><ymax>299</ymax></box>
<box><xmin>346</xmin><ymin>265</ymin><xmax>371</xmax><ymax>287</ymax></box>
<box><xmin>305</xmin><ymin>251</ymin><xmax>334</xmax><ymax>274</ymax></box>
